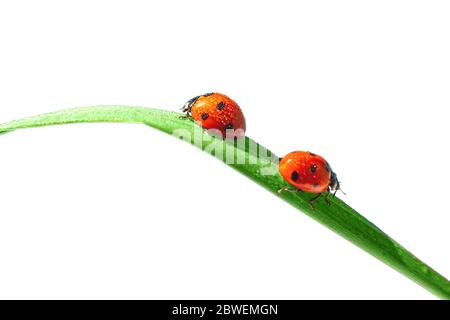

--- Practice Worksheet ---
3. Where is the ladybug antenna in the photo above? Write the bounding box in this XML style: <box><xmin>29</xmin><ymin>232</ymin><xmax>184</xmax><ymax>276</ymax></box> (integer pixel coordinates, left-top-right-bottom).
<box><xmin>334</xmin><ymin>180</ymin><xmax>346</xmax><ymax>197</ymax></box>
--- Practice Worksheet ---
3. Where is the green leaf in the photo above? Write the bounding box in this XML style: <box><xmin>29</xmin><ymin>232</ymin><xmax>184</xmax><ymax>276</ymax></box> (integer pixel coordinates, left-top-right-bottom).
<box><xmin>1</xmin><ymin>106</ymin><xmax>449</xmax><ymax>299</ymax></box>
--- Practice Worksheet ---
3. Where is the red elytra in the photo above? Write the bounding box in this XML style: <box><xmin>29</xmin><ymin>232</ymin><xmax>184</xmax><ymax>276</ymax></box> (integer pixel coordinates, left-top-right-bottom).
<box><xmin>181</xmin><ymin>92</ymin><xmax>246</xmax><ymax>139</ymax></box>
<box><xmin>279</xmin><ymin>151</ymin><xmax>341</xmax><ymax>195</ymax></box>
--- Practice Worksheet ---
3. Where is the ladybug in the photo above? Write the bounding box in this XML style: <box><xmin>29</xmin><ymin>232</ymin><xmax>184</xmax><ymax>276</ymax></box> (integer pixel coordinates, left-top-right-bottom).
<box><xmin>181</xmin><ymin>92</ymin><xmax>246</xmax><ymax>138</ymax></box>
<box><xmin>278</xmin><ymin>151</ymin><xmax>342</xmax><ymax>206</ymax></box>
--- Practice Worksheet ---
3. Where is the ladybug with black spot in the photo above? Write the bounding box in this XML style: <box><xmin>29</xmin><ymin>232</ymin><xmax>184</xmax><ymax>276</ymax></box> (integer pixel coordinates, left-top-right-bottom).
<box><xmin>181</xmin><ymin>92</ymin><xmax>246</xmax><ymax>139</ymax></box>
<box><xmin>278</xmin><ymin>151</ymin><xmax>343</xmax><ymax>206</ymax></box>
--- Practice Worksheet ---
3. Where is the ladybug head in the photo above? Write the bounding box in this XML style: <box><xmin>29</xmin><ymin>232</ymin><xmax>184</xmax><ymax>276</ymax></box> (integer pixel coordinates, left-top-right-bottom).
<box><xmin>329</xmin><ymin>171</ymin><xmax>345</xmax><ymax>196</ymax></box>
<box><xmin>181</xmin><ymin>95</ymin><xmax>200</xmax><ymax>114</ymax></box>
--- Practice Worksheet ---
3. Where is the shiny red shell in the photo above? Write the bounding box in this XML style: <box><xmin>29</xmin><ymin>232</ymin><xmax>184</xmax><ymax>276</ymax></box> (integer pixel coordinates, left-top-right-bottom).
<box><xmin>279</xmin><ymin>151</ymin><xmax>332</xmax><ymax>193</ymax></box>
<box><xmin>184</xmin><ymin>93</ymin><xmax>246</xmax><ymax>138</ymax></box>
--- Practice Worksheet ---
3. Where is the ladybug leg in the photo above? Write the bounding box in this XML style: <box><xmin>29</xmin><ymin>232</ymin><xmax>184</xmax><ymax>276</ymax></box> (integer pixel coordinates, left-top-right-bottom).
<box><xmin>178</xmin><ymin>106</ymin><xmax>191</xmax><ymax>119</ymax></box>
<box><xmin>324</xmin><ymin>192</ymin><xmax>332</xmax><ymax>206</ymax></box>
<box><xmin>308</xmin><ymin>193</ymin><xmax>322</xmax><ymax>211</ymax></box>
<box><xmin>277</xmin><ymin>186</ymin><xmax>300</xmax><ymax>194</ymax></box>
<box><xmin>178</xmin><ymin>113</ymin><xmax>191</xmax><ymax>120</ymax></box>
<box><xmin>179</xmin><ymin>104</ymin><xmax>192</xmax><ymax>120</ymax></box>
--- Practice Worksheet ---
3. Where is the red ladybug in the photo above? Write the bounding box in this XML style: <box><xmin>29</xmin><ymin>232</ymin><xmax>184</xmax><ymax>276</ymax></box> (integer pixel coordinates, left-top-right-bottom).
<box><xmin>181</xmin><ymin>92</ymin><xmax>246</xmax><ymax>138</ymax></box>
<box><xmin>278</xmin><ymin>151</ymin><xmax>342</xmax><ymax>205</ymax></box>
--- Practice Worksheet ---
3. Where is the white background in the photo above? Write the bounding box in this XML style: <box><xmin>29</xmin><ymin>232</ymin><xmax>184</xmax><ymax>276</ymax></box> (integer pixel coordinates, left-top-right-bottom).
<box><xmin>0</xmin><ymin>1</ymin><xmax>449</xmax><ymax>300</ymax></box>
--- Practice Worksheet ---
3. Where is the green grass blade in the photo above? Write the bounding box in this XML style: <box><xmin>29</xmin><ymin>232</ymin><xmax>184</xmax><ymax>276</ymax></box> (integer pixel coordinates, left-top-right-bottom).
<box><xmin>1</xmin><ymin>106</ymin><xmax>449</xmax><ymax>299</ymax></box>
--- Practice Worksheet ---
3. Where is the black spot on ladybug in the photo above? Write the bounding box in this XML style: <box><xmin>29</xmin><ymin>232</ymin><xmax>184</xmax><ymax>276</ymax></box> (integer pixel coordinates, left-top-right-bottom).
<box><xmin>311</xmin><ymin>164</ymin><xmax>318</xmax><ymax>173</ymax></box>
<box><xmin>308</xmin><ymin>151</ymin><xmax>317</xmax><ymax>157</ymax></box>
<box><xmin>313</xmin><ymin>183</ymin><xmax>319</xmax><ymax>188</ymax></box>
<box><xmin>291</xmin><ymin>171</ymin><xmax>299</xmax><ymax>182</ymax></box>
<box><xmin>225</xmin><ymin>123</ymin><xmax>233</xmax><ymax>130</ymax></box>
<box><xmin>202</xmin><ymin>113</ymin><xmax>209</xmax><ymax>120</ymax></box>
<box><xmin>217</xmin><ymin>102</ymin><xmax>225</xmax><ymax>110</ymax></box>
<box><xmin>203</xmin><ymin>92</ymin><xmax>214</xmax><ymax>97</ymax></box>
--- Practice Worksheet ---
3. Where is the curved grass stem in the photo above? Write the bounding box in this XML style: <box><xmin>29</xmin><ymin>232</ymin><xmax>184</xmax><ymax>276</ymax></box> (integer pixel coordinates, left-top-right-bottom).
<box><xmin>1</xmin><ymin>106</ymin><xmax>449</xmax><ymax>299</ymax></box>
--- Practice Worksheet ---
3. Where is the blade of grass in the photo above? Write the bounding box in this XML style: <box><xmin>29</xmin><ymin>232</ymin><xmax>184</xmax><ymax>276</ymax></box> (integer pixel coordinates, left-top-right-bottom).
<box><xmin>1</xmin><ymin>105</ymin><xmax>449</xmax><ymax>299</ymax></box>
